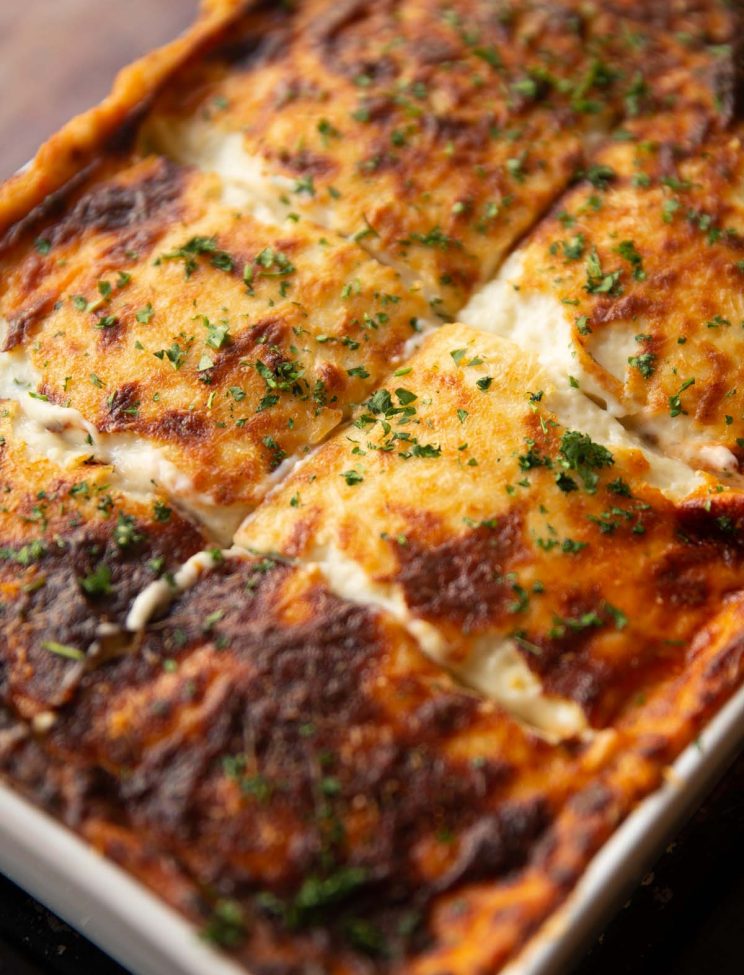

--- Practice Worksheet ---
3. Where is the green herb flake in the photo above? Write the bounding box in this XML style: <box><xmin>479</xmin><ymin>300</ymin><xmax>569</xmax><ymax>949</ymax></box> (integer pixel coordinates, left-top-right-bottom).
<box><xmin>669</xmin><ymin>377</ymin><xmax>695</xmax><ymax>417</ymax></box>
<box><xmin>41</xmin><ymin>641</ymin><xmax>85</xmax><ymax>662</ymax></box>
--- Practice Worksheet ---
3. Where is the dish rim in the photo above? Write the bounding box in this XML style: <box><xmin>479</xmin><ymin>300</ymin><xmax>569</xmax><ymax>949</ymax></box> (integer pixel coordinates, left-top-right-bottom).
<box><xmin>0</xmin><ymin>681</ymin><xmax>741</xmax><ymax>975</ymax></box>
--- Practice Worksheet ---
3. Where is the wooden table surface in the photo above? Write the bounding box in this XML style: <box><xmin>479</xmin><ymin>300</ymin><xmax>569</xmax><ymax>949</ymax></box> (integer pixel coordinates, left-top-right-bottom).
<box><xmin>0</xmin><ymin>0</ymin><xmax>198</xmax><ymax>179</ymax></box>
<box><xmin>0</xmin><ymin>2</ymin><xmax>742</xmax><ymax>973</ymax></box>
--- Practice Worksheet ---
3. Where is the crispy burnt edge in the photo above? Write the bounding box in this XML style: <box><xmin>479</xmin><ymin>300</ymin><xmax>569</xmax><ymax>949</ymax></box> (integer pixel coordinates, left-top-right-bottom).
<box><xmin>0</xmin><ymin>0</ymin><xmax>252</xmax><ymax>240</ymax></box>
<box><xmin>0</xmin><ymin>555</ymin><xmax>742</xmax><ymax>974</ymax></box>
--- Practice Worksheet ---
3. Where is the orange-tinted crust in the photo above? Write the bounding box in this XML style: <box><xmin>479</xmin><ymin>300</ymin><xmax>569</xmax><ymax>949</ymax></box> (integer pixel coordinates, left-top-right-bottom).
<box><xmin>0</xmin><ymin>2</ymin><xmax>742</xmax><ymax>974</ymax></box>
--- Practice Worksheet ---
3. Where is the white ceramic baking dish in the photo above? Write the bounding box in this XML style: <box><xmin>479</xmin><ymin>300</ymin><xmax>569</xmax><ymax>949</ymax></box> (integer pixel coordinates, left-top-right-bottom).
<box><xmin>0</xmin><ymin>680</ymin><xmax>741</xmax><ymax>975</ymax></box>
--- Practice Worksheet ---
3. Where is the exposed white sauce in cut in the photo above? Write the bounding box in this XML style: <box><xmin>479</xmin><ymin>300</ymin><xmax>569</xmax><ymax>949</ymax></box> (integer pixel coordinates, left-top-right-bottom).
<box><xmin>547</xmin><ymin>382</ymin><xmax>705</xmax><ymax>500</ymax></box>
<box><xmin>459</xmin><ymin>252</ymin><xmax>618</xmax><ymax>410</ymax></box>
<box><xmin>697</xmin><ymin>444</ymin><xmax>739</xmax><ymax>474</ymax></box>
<box><xmin>126</xmin><ymin>548</ymin><xmax>240</xmax><ymax>630</ymax></box>
<box><xmin>590</xmin><ymin>319</ymin><xmax>638</xmax><ymax>382</ymax></box>
<box><xmin>308</xmin><ymin>543</ymin><xmax>587</xmax><ymax>740</ymax></box>
<box><xmin>0</xmin><ymin>348</ymin><xmax>246</xmax><ymax>542</ymax></box>
<box><xmin>144</xmin><ymin>121</ymin><xmax>292</xmax><ymax>224</ymax></box>
<box><xmin>444</xmin><ymin>635</ymin><xmax>587</xmax><ymax>740</ymax></box>
<box><xmin>459</xmin><ymin>254</ymin><xmax>737</xmax><ymax>481</ymax></box>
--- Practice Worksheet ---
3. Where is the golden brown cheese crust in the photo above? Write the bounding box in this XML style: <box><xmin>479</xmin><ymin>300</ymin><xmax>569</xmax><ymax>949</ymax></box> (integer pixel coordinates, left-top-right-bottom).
<box><xmin>0</xmin><ymin>155</ymin><xmax>428</xmax><ymax>530</ymax></box>
<box><xmin>498</xmin><ymin>123</ymin><xmax>744</xmax><ymax>475</ymax></box>
<box><xmin>145</xmin><ymin>0</ymin><xmax>737</xmax><ymax>311</ymax></box>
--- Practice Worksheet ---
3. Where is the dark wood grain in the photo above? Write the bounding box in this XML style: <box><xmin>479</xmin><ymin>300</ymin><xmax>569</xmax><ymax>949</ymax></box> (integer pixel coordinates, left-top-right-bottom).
<box><xmin>0</xmin><ymin>2</ymin><xmax>741</xmax><ymax>974</ymax></box>
<box><xmin>0</xmin><ymin>0</ymin><xmax>198</xmax><ymax>179</ymax></box>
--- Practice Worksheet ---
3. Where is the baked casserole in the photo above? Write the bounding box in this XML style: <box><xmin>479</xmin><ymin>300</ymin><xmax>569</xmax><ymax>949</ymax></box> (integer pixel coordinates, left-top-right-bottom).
<box><xmin>0</xmin><ymin>1</ymin><xmax>743</xmax><ymax>972</ymax></box>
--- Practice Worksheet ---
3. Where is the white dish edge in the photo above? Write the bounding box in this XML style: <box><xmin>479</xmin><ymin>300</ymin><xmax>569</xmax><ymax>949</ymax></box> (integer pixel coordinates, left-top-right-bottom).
<box><xmin>0</xmin><ymin>681</ymin><xmax>740</xmax><ymax>975</ymax></box>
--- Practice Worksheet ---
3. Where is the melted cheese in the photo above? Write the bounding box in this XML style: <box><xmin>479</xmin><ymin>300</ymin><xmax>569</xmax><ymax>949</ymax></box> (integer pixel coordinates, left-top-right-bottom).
<box><xmin>238</xmin><ymin>323</ymin><xmax>734</xmax><ymax>746</ymax></box>
<box><xmin>314</xmin><ymin>542</ymin><xmax>587</xmax><ymax>741</ymax></box>
<box><xmin>461</xmin><ymin>256</ymin><xmax>713</xmax><ymax>490</ymax></box>
<box><xmin>0</xmin><ymin>347</ymin><xmax>243</xmax><ymax>542</ymax></box>
<box><xmin>466</xmin><ymin>129</ymin><xmax>744</xmax><ymax>481</ymax></box>
<box><xmin>459</xmin><ymin>252</ymin><xmax>619</xmax><ymax>412</ymax></box>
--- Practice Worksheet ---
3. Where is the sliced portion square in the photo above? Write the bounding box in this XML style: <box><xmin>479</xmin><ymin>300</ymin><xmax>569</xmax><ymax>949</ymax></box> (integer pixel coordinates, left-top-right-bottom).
<box><xmin>236</xmin><ymin>324</ymin><xmax>744</xmax><ymax>733</ymax></box>
<box><xmin>0</xmin><ymin>155</ymin><xmax>429</xmax><ymax>541</ymax></box>
<box><xmin>143</xmin><ymin>0</ymin><xmax>737</xmax><ymax>312</ymax></box>
<box><xmin>462</xmin><ymin>124</ymin><xmax>744</xmax><ymax>480</ymax></box>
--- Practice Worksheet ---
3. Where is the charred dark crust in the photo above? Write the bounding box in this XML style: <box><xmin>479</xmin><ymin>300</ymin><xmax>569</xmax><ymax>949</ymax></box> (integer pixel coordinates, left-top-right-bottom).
<box><xmin>0</xmin><ymin>555</ymin><xmax>559</xmax><ymax>965</ymax></box>
<box><xmin>1</xmin><ymin>514</ymin><xmax>204</xmax><ymax>712</ymax></box>
<box><xmin>47</xmin><ymin>158</ymin><xmax>185</xmax><ymax>247</ymax></box>
<box><xmin>392</xmin><ymin>515</ymin><xmax>526</xmax><ymax>629</ymax></box>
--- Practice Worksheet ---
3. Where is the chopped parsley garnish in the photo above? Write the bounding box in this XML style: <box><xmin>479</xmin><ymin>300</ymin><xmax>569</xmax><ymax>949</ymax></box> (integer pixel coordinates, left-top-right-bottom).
<box><xmin>41</xmin><ymin>641</ymin><xmax>85</xmax><ymax>662</ymax></box>
<box><xmin>204</xmin><ymin>320</ymin><xmax>230</xmax><ymax>350</ymax></box>
<box><xmin>94</xmin><ymin>315</ymin><xmax>119</xmax><ymax>330</ymax></box>
<box><xmin>406</xmin><ymin>226</ymin><xmax>458</xmax><ymax>249</ymax></box>
<box><xmin>79</xmin><ymin>562</ymin><xmax>114</xmax><ymax>597</ymax></box>
<box><xmin>255</xmin><ymin>357</ymin><xmax>305</xmax><ymax>401</ymax></box>
<box><xmin>136</xmin><ymin>303</ymin><xmax>154</xmax><ymax>324</ymax></box>
<box><xmin>153</xmin><ymin>500</ymin><xmax>172</xmax><ymax>522</ymax></box>
<box><xmin>628</xmin><ymin>351</ymin><xmax>656</xmax><ymax>379</ymax></box>
<box><xmin>247</xmin><ymin>247</ymin><xmax>296</xmax><ymax>285</ymax></box>
<box><xmin>615</xmin><ymin>239</ymin><xmax>646</xmax><ymax>280</ymax></box>
<box><xmin>562</xmin><ymin>233</ymin><xmax>585</xmax><ymax>261</ymax></box>
<box><xmin>607</xmin><ymin>477</ymin><xmax>632</xmax><ymax>497</ymax></box>
<box><xmin>557</xmin><ymin>430</ymin><xmax>614</xmax><ymax>492</ymax></box>
<box><xmin>262</xmin><ymin>436</ymin><xmax>287</xmax><ymax>470</ymax></box>
<box><xmin>584</xmin><ymin>249</ymin><xmax>623</xmax><ymax>296</ymax></box>
<box><xmin>200</xmin><ymin>899</ymin><xmax>246</xmax><ymax>948</ymax></box>
<box><xmin>669</xmin><ymin>377</ymin><xmax>695</xmax><ymax>417</ymax></box>
<box><xmin>114</xmin><ymin>513</ymin><xmax>143</xmax><ymax>548</ymax></box>
<box><xmin>157</xmin><ymin>236</ymin><xmax>234</xmax><ymax>278</ymax></box>
<box><xmin>518</xmin><ymin>441</ymin><xmax>551</xmax><ymax>471</ymax></box>
<box><xmin>154</xmin><ymin>342</ymin><xmax>188</xmax><ymax>371</ymax></box>
<box><xmin>584</xmin><ymin>164</ymin><xmax>616</xmax><ymax>189</ymax></box>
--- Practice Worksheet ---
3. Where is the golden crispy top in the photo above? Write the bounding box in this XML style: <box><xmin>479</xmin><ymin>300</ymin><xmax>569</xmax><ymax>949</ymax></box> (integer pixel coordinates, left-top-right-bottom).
<box><xmin>489</xmin><ymin>123</ymin><xmax>744</xmax><ymax>478</ymax></box>
<box><xmin>0</xmin><ymin>154</ymin><xmax>428</xmax><ymax>535</ymax></box>
<box><xmin>239</xmin><ymin>324</ymin><xmax>744</xmax><ymax>728</ymax></box>
<box><xmin>145</xmin><ymin>0</ymin><xmax>737</xmax><ymax>311</ymax></box>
